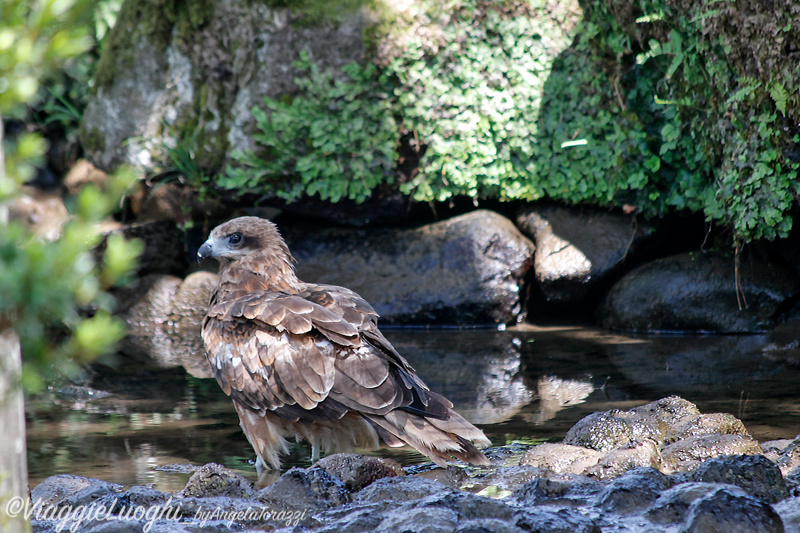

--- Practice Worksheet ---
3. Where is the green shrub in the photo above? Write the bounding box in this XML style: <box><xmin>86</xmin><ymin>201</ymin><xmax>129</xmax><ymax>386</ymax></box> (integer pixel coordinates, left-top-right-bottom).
<box><xmin>223</xmin><ymin>0</ymin><xmax>798</xmax><ymax>245</ymax></box>
<box><xmin>221</xmin><ymin>52</ymin><xmax>398</xmax><ymax>203</ymax></box>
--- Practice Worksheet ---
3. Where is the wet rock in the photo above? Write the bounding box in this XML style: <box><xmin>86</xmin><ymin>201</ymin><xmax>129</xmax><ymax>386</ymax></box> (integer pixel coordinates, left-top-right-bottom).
<box><xmin>31</xmin><ymin>475</ymin><xmax>122</xmax><ymax>507</ymax></box>
<box><xmin>512</xmin><ymin>475</ymin><xmax>602</xmax><ymax>508</ymax></box>
<box><xmin>630</xmin><ymin>396</ymin><xmax>701</xmax><ymax>427</ymax></box>
<box><xmin>312</xmin><ymin>503</ymin><xmax>388</xmax><ymax>533</ymax></box>
<box><xmin>411</xmin><ymin>490</ymin><xmax>515</xmax><ymax>522</ymax></box>
<box><xmin>763</xmin><ymin>437</ymin><xmax>800</xmax><ymax>478</ymax></box>
<box><xmin>774</xmin><ymin>497</ymin><xmax>800</xmax><ymax>533</ymax></box>
<box><xmin>666</xmin><ymin>413</ymin><xmax>749</xmax><ymax>443</ymax></box>
<box><xmin>690</xmin><ymin>454</ymin><xmax>789</xmax><ymax>503</ymax></box>
<box><xmin>562</xmin><ymin>410</ymin><xmax>663</xmax><ymax>452</ymax></box>
<box><xmin>413</xmin><ymin>465</ymin><xmax>472</xmax><ymax>491</ymax></box>
<box><xmin>585</xmin><ymin>438</ymin><xmax>662</xmax><ymax>480</ymax></box>
<box><xmin>596</xmin><ymin>468</ymin><xmax>673</xmax><ymax>515</ymax></box>
<box><xmin>515</xmin><ymin>204</ymin><xmax>652</xmax><ymax>305</ymax></box>
<box><xmin>520</xmin><ymin>443</ymin><xmax>603</xmax><ymax>474</ymax></box>
<box><xmin>178</xmin><ymin>462</ymin><xmax>256</xmax><ymax>499</ymax></box>
<box><xmin>468</xmin><ymin>465</ymin><xmax>547</xmax><ymax>495</ymax></box>
<box><xmin>661</xmin><ymin>434</ymin><xmax>763</xmax><ymax>473</ymax></box>
<box><xmin>259</xmin><ymin>466</ymin><xmax>351</xmax><ymax>513</ymax></box>
<box><xmin>118</xmin><ymin>271</ymin><xmax>217</xmax><ymax>378</ymax></box>
<box><xmin>111</xmin><ymin>485</ymin><xmax>171</xmax><ymax>511</ymax></box>
<box><xmin>316</xmin><ymin>453</ymin><xmax>404</xmax><ymax>492</ymax></box>
<box><xmin>176</xmin><ymin>495</ymin><xmax>279</xmax><ymax>529</ymax></box>
<box><xmin>683</xmin><ymin>486</ymin><xmax>784</xmax><ymax>533</ymax></box>
<box><xmin>644</xmin><ymin>482</ymin><xmax>726</xmax><ymax>525</ymax></box>
<box><xmin>514</xmin><ymin>508</ymin><xmax>601</xmax><ymax>533</ymax></box>
<box><xmin>601</xmin><ymin>251</ymin><xmax>800</xmax><ymax>332</ymax></box>
<box><xmin>283</xmin><ymin>210</ymin><xmax>534</xmax><ymax>325</ymax></box>
<box><xmin>455</xmin><ymin>518</ymin><xmax>526</xmax><ymax>533</ymax></box>
<box><xmin>355</xmin><ymin>476</ymin><xmax>455</xmax><ymax>504</ymax></box>
<box><xmin>375</xmin><ymin>506</ymin><xmax>459</xmax><ymax>533</ymax></box>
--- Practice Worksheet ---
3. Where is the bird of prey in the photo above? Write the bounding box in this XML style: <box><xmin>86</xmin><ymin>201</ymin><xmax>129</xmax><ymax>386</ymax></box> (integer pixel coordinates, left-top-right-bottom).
<box><xmin>198</xmin><ymin>216</ymin><xmax>491</xmax><ymax>471</ymax></box>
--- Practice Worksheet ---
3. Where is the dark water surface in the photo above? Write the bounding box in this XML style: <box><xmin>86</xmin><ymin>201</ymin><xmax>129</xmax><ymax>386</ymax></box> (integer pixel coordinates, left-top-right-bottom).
<box><xmin>25</xmin><ymin>325</ymin><xmax>800</xmax><ymax>492</ymax></box>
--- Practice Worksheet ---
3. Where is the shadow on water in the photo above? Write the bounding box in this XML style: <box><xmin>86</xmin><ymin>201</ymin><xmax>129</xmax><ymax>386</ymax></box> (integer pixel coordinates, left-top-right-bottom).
<box><xmin>25</xmin><ymin>325</ymin><xmax>800</xmax><ymax>490</ymax></box>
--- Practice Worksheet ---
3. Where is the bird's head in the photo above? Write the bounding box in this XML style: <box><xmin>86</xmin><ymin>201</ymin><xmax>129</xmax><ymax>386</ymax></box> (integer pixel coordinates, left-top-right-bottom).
<box><xmin>197</xmin><ymin>216</ymin><xmax>294</xmax><ymax>268</ymax></box>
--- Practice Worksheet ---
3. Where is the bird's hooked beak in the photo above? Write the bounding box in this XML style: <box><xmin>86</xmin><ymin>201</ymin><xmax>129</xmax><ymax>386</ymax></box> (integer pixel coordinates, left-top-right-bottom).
<box><xmin>197</xmin><ymin>240</ymin><xmax>215</xmax><ymax>261</ymax></box>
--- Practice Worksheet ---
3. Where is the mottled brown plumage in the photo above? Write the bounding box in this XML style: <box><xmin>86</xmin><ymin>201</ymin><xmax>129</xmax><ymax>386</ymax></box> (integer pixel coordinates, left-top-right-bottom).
<box><xmin>198</xmin><ymin>216</ymin><xmax>491</xmax><ymax>470</ymax></box>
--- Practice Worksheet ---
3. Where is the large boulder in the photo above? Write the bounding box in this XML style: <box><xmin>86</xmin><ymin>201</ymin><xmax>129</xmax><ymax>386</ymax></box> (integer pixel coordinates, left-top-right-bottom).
<box><xmin>79</xmin><ymin>0</ymin><xmax>380</xmax><ymax>173</ymax></box>
<box><xmin>283</xmin><ymin>210</ymin><xmax>534</xmax><ymax>324</ymax></box>
<box><xmin>515</xmin><ymin>204</ymin><xmax>653</xmax><ymax>305</ymax></box>
<box><xmin>601</xmin><ymin>252</ymin><xmax>800</xmax><ymax>333</ymax></box>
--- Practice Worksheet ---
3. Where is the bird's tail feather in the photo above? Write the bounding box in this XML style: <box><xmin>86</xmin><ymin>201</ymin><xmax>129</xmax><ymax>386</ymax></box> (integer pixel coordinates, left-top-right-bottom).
<box><xmin>364</xmin><ymin>410</ymin><xmax>491</xmax><ymax>467</ymax></box>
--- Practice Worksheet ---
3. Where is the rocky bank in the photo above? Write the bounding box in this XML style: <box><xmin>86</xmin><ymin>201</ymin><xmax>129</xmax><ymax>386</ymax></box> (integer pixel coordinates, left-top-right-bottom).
<box><xmin>28</xmin><ymin>397</ymin><xmax>800</xmax><ymax>533</ymax></box>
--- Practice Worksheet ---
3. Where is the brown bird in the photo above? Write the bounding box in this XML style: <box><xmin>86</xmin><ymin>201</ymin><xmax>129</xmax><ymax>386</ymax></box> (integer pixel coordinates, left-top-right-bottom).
<box><xmin>198</xmin><ymin>216</ymin><xmax>491</xmax><ymax>471</ymax></box>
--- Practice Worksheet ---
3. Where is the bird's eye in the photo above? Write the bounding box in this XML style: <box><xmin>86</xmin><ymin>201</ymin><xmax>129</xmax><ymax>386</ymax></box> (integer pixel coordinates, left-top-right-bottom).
<box><xmin>228</xmin><ymin>232</ymin><xmax>243</xmax><ymax>245</ymax></box>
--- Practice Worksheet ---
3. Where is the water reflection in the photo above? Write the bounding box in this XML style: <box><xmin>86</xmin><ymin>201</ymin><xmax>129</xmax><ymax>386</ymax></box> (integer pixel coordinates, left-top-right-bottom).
<box><xmin>24</xmin><ymin>326</ymin><xmax>800</xmax><ymax>490</ymax></box>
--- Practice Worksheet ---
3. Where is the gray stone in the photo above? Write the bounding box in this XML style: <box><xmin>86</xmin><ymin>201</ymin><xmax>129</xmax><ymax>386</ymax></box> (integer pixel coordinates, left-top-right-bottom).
<box><xmin>644</xmin><ymin>482</ymin><xmax>726</xmax><ymax>525</ymax></box>
<box><xmin>665</xmin><ymin>413</ymin><xmax>749</xmax><ymax>443</ymax></box>
<box><xmin>259</xmin><ymin>466</ymin><xmax>351</xmax><ymax>513</ymax></box>
<box><xmin>773</xmin><ymin>497</ymin><xmax>800</xmax><ymax>533</ymax></box>
<box><xmin>563</xmin><ymin>410</ymin><xmax>662</xmax><ymax>452</ymax></box>
<box><xmin>512</xmin><ymin>475</ymin><xmax>602</xmax><ymax>507</ymax></box>
<box><xmin>283</xmin><ymin>210</ymin><xmax>534</xmax><ymax>324</ymax></box>
<box><xmin>178</xmin><ymin>462</ymin><xmax>256</xmax><ymax>499</ymax></box>
<box><xmin>661</xmin><ymin>434</ymin><xmax>763</xmax><ymax>473</ymax></box>
<box><xmin>316</xmin><ymin>453</ymin><xmax>404</xmax><ymax>492</ymax></box>
<box><xmin>31</xmin><ymin>474</ymin><xmax>117</xmax><ymax>507</ymax></box>
<box><xmin>683</xmin><ymin>486</ymin><xmax>784</xmax><ymax>533</ymax></box>
<box><xmin>80</xmin><ymin>0</ymin><xmax>375</xmax><ymax>173</ymax></box>
<box><xmin>516</xmin><ymin>204</ymin><xmax>652</xmax><ymax>304</ymax></box>
<box><xmin>691</xmin><ymin>454</ymin><xmax>789</xmax><ymax>504</ymax></box>
<box><xmin>601</xmin><ymin>252</ymin><xmax>800</xmax><ymax>333</ymax></box>
<box><xmin>586</xmin><ymin>438</ymin><xmax>662</xmax><ymax>480</ymax></box>
<box><xmin>355</xmin><ymin>476</ymin><xmax>455</xmax><ymax>504</ymax></box>
<box><xmin>596</xmin><ymin>468</ymin><xmax>673</xmax><ymax>514</ymax></box>
<box><xmin>629</xmin><ymin>396</ymin><xmax>701</xmax><ymax>427</ymax></box>
<box><xmin>513</xmin><ymin>508</ymin><xmax>601</xmax><ymax>533</ymax></box>
<box><xmin>520</xmin><ymin>443</ymin><xmax>603</xmax><ymax>474</ymax></box>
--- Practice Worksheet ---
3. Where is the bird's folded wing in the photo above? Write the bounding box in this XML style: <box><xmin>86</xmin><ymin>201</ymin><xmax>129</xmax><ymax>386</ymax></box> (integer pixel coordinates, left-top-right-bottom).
<box><xmin>203</xmin><ymin>287</ymin><xmax>455</xmax><ymax>424</ymax></box>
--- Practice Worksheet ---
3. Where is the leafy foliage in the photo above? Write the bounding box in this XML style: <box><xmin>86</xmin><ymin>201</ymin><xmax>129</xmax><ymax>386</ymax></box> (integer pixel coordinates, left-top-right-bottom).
<box><xmin>223</xmin><ymin>0</ymin><xmax>798</xmax><ymax>244</ymax></box>
<box><xmin>1</xmin><ymin>0</ymin><xmax>141</xmax><ymax>391</ymax></box>
<box><xmin>222</xmin><ymin>52</ymin><xmax>398</xmax><ymax>203</ymax></box>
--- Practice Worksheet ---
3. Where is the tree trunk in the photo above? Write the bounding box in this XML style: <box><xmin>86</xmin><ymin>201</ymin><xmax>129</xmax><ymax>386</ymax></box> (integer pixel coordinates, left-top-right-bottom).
<box><xmin>0</xmin><ymin>328</ymin><xmax>29</xmax><ymax>533</ymax></box>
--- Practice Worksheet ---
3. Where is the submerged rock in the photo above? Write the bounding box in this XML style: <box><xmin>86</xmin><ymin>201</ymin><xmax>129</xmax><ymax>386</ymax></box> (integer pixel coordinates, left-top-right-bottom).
<box><xmin>601</xmin><ymin>251</ymin><xmax>799</xmax><ymax>333</ymax></box>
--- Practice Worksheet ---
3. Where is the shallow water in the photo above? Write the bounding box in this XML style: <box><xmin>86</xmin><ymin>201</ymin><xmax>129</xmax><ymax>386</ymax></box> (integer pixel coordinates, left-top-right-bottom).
<box><xmin>25</xmin><ymin>325</ymin><xmax>800</xmax><ymax>491</ymax></box>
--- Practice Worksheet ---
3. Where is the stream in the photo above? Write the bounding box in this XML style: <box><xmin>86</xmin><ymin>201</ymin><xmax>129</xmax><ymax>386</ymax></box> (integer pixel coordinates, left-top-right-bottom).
<box><xmin>25</xmin><ymin>324</ymin><xmax>800</xmax><ymax>492</ymax></box>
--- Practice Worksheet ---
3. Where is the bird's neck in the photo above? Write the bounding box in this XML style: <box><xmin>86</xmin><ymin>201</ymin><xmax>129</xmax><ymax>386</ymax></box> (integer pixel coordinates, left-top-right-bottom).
<box><xmin>216</xmin><ymin>253</ymin><xmax>300</xmax><ymax>295</ymax></box>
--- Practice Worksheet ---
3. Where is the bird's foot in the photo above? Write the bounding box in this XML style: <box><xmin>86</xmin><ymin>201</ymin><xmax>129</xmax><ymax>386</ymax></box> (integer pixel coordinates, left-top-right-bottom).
<box><xmin>255</xmin><ymin>455</ymin><xmax>265</xmax><ymax>475</ymax></box>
